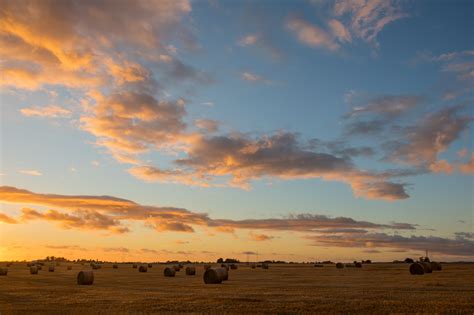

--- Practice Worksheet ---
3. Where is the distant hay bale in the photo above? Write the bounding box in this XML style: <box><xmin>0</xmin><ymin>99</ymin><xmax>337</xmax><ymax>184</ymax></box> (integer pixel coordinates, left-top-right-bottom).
<box><xmin>173</xmin><ymin>265</ymin><xmax>181</xmax><ymax>272</ymax></box>
<box><xmin>230</xmin><ymin>264</ymin><xmax>237</xmax><ymax>270</ymax></box>
<box><xmin>355</xmin><ymin>262</ymin><xmax>362</xmax><ymax>268</ymax></box>
<box><xmin>148</xmin><ymin>263</ymin><xmax>152</xmax><ymax>268</ymax></box>
<box><xmin>0</xmin><ymin>268</ymin><xmax>8</xmax><ymax>276</ymax></box>
<box><xmin>409</xmin><ymin>263</ymin><xmax>424</xmax><ymax>275</ymax></box>
<box><xmin>314</xmin><ymin>264</ymin><xmax>324</xmax><ymax>267</ymax></box>
<box><xmin>251</xmin><ymin>264</ymin><xmax>256</xmax><ymax>269</ymax></box>
<box><xmin>113</xmin><ymin>264</ymin><xmax>118</xmax><ymax>269</ymax></box>
<box><xmin>30</xmin><ymin>266</ymin><xmax>38</xmax><ymax>274</ymax></box>
<box><xmin>336</xmin><ymin>263</ymin><xmax>344</xmax><ymax>269</ymax></box>
<box><xmin>77</xmin><ymin>271</ymin><xmax>94</xmax><ymax>285</ymax></box>
<box><xmin>431</xmin><ymin>262</ymin><xmax>442</xmax><ymax>271</ymax></box>
<box><xmin>256</xmin><ymin>264</ymin><xmax>262</xmax><ymax>268</ymax></box>
<box><xmin>139</xmin><ymin>265</ymin><xmax>148</xmax><ymax>273</ymax></box>
<box><xmin>6</xmin><ymin>263</ymin><xmax>11</xmax><ymax>267</ymax></box>
<box><xmin>421</xmin><ymin>262</ymin><xmax>432</xmax><ymax>273</ymax></box>
<box><xmin>132</xmin><ymin>264</ymin><xmax>137</xmax><ymax>269</ymax></box>
<box><xmin>345</xmin><ymin>264</ymin><xmax>356</xmax><ymax>268</ymax></box>
<box><xmin>262</xmin><ymin>263</ymin><xmax>269</xmax><ymax>269</ymax></box>
<box><xmin>48</xmin><ymin>265</ymin><xmax>55</xmax><ymax>272</ymax></box>
<box><xmin>178</xmin><ymin>263</ymin><xmax>184</xmax><ymax>268</ymax></box>
<box><xmin>67</xmin><ymin>266</ymin><xmax>72</xmax><ymax>270</ymax></box>
<box><xmin>203</xmin><ymin>264</ymin><xmax>211</xmax><ymax>270</ymax></box>
<box><xmin>220</xmin><ymin>263</ymin><xmax>229</xmax><ymax>270</ymax></box>
<box><xmin>91</xmin><ymin>264</ymin><xmax>100</xmax><ymax>270</ymax></box>
<box><xmin>203</xmin><ymin>268</ymin><xmax>228</xmax><ymax>284</ymax></box>
<box><xmin>164</xmin><ymin>267</ymin><xmax>176</xmax><ymax>277</ymax></box>
<box><xmin>185</xmin><ymin>266</ymin><xmax>196</xmax><ymax>275</ymax></box>
<box><xmin>37</xmin><ymin>265</ymin><xmax>42</xmax><ymax>270</ymax></box>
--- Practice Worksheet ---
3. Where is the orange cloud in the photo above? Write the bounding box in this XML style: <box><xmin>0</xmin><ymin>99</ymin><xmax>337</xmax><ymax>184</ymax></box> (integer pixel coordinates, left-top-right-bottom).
<box><xmin>20</xmin><ymin>105</ymin><xmax>71</xmax><ymax>118</ymax></box>
<box><xmin>287</xmin><ymin>17</ymin><xmax>339</xmax><ymax>51</ymax></box>
<box><xmin>250</xmin><ymin>233</ymin><xmax>274</xmax><ymax>242</ymax></box>
<box><xmin>0</xmin><ymin>186</ymin><xmax>415</xmax><ymax>235</ymax></box>
<box><xmin>429</xmin><ymin>159</ymin><xmax>454</xmax><ymax>174</ymax></box>
<box><xmin>0</xmin><ymin>213</ymin><xmax>17</xmax><ymax>224</ymax></box>
<box><xmin>459</xmin><ymin>153</ymin><xmax>474</xmax><ymax>174</ymax></box>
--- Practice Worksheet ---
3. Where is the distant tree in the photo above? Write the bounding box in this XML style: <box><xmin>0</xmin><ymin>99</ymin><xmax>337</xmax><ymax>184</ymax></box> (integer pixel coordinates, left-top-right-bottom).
<box><xmin>404</xmin><ymin>258</ymin><xmax>414</xmax><ymax>263</ymax></box>
<box><xmin>217</xmin><ymin>258</ymin><xmax>223</xmax><ymax>263</ymax></box>
<box><xmin>224</xmin><ymin>258</ymin><xmax>239</xmax><ymax>263</ymax></box>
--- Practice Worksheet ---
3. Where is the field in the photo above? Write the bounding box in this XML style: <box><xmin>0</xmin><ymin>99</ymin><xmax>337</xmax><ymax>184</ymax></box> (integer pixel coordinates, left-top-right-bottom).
<box><xmin>0</xmin><ymin>262</ymin><xmax>473</xmax><ymax>314</ymax></box>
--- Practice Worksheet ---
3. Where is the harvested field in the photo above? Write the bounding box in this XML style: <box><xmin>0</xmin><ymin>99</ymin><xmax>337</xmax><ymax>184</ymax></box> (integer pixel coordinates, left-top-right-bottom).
<box><xmin>0</xmin><ymin>263</ymin><xmax>473</xmax><ymax>313</ymax></box>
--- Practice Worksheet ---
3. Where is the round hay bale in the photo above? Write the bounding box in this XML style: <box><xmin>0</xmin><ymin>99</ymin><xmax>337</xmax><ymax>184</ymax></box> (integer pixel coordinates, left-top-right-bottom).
<box><xmin>173</xmin><ymin>265</ymin><xmax>181</xmax><ymax>272</ymax></box>
<box><xmin>262</xmin><ymin>263</ymin><xmax>269</xmax><ymax>269</ymax></box>
<box><xmin>0</xmin><ymin>268</ymin><xmax>8</xmax><ymax>276</ymax></box>
<box><xmin>220</xmin><ymin>263</ymin><xmax>229</xmax><ymax>270</ymax></box>
<box><xmin>178</xmin><ymin>263</ymin><xmax>184</xmax><ymax>269</ymax></box>
<box><xmin>230</xmin><ymin>264</ymin><xmax>237</xmax><ymax>270</ymax></box>
<box><xmin>91</xmin><ymin>264</ymin><xmax>99</xmax><ymax>270</ymax></box>
<box><xmin>48</xmin><ymin>265</ymin><xmax>55</xmax><ymax>272</ymax></box>
<box><xmin>355</xmin><ymin>262</ymin><xmax>362</xmax><ymax>268</ymax></box>
<box><xmin>77</xmin><ymin>271</ymin><xmax>94</xmax><ymax>285</ymax></box>
<box><xmin>164</xmin><ymin>267</ymin><xmax>176</xmax><ymax>277</ymax></box>
<box><xmin>421</xmin><ymin>262</ymin><xmax>432</xmax><ymax>273</ymax></box>
<box><xmin>30</xmin><ymin>266</ymin><xmax>38</xmax><ymax>274</ymax></box>
<box><xmin>314</xmin><ymin>264</ymin><xmax>324</xmax><ymax>267</ymax></box>
<box><xmin>336</xmin><ymin>263</ymin><xmax>344</xmax><ymax>269</ymax></box>
<box><xmin>345</xmin><ymin>263</ymin><xmax>356</xmax><ymax>268</ymax></box>
<box><xmin>203</xmin><ymin>268</ymin><xmax>228</xmax><ymax>284</ymax></box>
<box><xmin>148</xmin><ymin>263</ymin><xmax>152</xmax><ymax>268</ymax></box>
<box><xmin>139</xmin><ymin>265</ymin><xmax>148</xmax><ymax>273</ymax></box>
<box><xmin>132</xmin><ymin>264</ymin><xmax>137</xmax><ymax>269</ymax></box>
<box><xmin>431</xmin><ymin>262</ymin><xmax>442</xmax><ymax>271</ymax></box>
<box><xmin>113</xmin><ymin>264</ymin><xmax>118</xmax><ymax>269</ymax></box>
<box><xmin>203</xmin><ymin>264</ymin><xmax>211</xmax><ymax>270</ymax></box>
<box><xmin>37</xmin><ymin>265</ymin><xmax>42</xmax><ymax>270</ymax></box>
<box><xmin>251</xmin><ymin>264</ymin><xmax>256</xmax><ymax>269</ymax></box>
<box><xmin>67</xmin><ymin>266</ymin><xmax>72</xmax><ymax>270</ymax></box>
<box><xmin>409</xmin><ymin>263</ymin><xmax>424</xmax><ymax>275</ymax></box>
<box><xmin>185</xmin><ymin>266</ymin><xmax>196</xmax><ymax>275</ymax></box>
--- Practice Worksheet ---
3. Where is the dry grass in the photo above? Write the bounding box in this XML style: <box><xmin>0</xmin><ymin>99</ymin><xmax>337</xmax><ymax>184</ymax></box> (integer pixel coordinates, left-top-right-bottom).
<box><xmin>0</xmin><ymin>263</ymin><xmax>473</xmax><ymax>314</ymax></box>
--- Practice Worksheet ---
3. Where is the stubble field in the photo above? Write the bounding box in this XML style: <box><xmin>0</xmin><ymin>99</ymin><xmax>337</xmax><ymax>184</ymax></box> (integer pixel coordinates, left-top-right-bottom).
<box><xmin>0</xmin><ymin>262</ymin><xmax>473</xmax><ymax>314</ymax></box>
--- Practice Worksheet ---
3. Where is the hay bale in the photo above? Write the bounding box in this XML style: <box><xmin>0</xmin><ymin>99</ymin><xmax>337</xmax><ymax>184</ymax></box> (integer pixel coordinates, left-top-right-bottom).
<box><xmin>203</xmin><ymin>268</ymin><xmax>228</xmax><ymax>284</ymax></box>
<box><xmin>30</xmin><ymin>266</ymin><xmax>38</xmax><ymax>274</ymax></box>
<box><xmin>345</xmin><ymin>264</ymin><xmax>356</xmax><ymax>268</ymax></box>
<box><xmin>262</xmin><ymin>263</ymin><xmax>269</xmax><ymax>269</ymax></box>
<box><xmin>431</xmin><ymin>262</ymin><xmax>442</xmax><ymax>271</ymax></box>
<box><xmin>251</xmin><ymin>264</ymin><xmax>256</xmax><ymax>269</ymax></box>
<box><xmin>173</xmin><ymin>265</ymin><xmax>181</xmax><ymax>272</ymax></box>
<box><xmin>91</xmin><ymin>264</ymin><xmax>100</xmax><ymax>270</ymax></box>
<box><xmin>230</xmin><ymin>264</ymin><xmax>237</xmax><ymax>270</ymax></box>
<box><xmin>421</xmin><ymin>262</ymin><xmax>432</xmax><ymax>273</ymax></box>
<box><xmin>132</xmin><ymin>264</ymin><xmax>137</xmax><ymax>269</ymax></box>
<box><xmin>355</xmin><ymin>262</ymin><xmax>362</xmax><ymax>268</ymax></box>
<box><xmin>48</xmin><ymin>265</ymin><xmax>55</xmax><ymax>272</ymax></box>
<box><xmin>203</xmin><ymin>264</ymin><xmax>211</xmax><ymax>270</ymax></box>
<box><xmin>314</xmin><ymin>264</ymin><xmax>324</xmax><ymax>267</ymax></box>
<box><xmin>178</xmin><ymin>263</ymin><xmax>184</xmax><ymax>269</ymax></box>
<box><xmin>148</xmin><ymin>263</ymin><xmax>152</xmax><ymax>268</ymax></box>
<box><xmin>336</xmin><ymin>263</ymin><xmax>344</xmax><ymax>269</ymax></box>
<box><xmin>409</xmin><ymin>262</ymin><xmax>424</xmax><ymax>275</ymax></box>
<box><xmin>67</xmin><ymin>266</ymin><xmax>72</xmax><ymax>270</ymax></box>
<box><xmin>164</xmin><ymin>267</ymin><xmax>176</xmax><ymax>277</ymax></box>
<box><xmin>139</xmin><ymin>265</ymin><xmax>148</xmax><ymax>273</ymax></box>
<box><xmin>185</xmin><ymin>266</ymin><xmax>196</xmax><ymax>275</ymax></box>
<box><xmin>37</xmin><ymin>265</ymin><xmax>42</xmax><ymax>270</ymax></box>
<box><xmin>113</xmin><ymin>264</ymin><xmax>118</xmax><ymax>269</ymax></box>
<box><xmin>0</xmin><ymin>268</ymin><xmax>8</xmax><ymax>276</ymax></box>
<box><xmin>220</xmin><ymin>263</ymin><xmax>229</xmax><ymax>270</ymax></box>
<box><xmin>77</xmin><ymin>271</ymin><xmax>94</xmax><ymax>285</ymax></box>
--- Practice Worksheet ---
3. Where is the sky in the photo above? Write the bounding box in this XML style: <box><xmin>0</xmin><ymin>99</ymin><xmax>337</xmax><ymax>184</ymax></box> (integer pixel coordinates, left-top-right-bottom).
<box><xmin>0</xmin><ymin>0</ymin><xmax>473</xmax><ymax>263</ymax></box>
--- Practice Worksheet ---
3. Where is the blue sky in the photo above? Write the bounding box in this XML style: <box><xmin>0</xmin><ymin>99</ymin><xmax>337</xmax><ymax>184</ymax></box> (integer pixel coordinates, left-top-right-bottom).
<box><xmin>0</xmin><ymin>0</ymin><xmax>473</xmax><ymax>261</ymax></box>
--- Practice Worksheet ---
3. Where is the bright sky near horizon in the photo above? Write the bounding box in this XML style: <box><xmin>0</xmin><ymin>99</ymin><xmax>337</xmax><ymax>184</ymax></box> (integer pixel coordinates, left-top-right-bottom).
<box><xmin>0</xmin><ymin>0</ymin><xmax>473</xmax><ymax>262</ymax></box>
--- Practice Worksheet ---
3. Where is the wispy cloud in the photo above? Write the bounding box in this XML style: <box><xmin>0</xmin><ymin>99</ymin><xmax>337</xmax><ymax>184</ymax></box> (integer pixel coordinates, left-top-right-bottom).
<box><xmin>18</xmin><ymin>169</ymin><xmax>42</xmax><ymax>176</ymax></box>
<box><xmin>20</xmin><ymin>105</ymin><xmax>72</xmax><ymax>118</ymax></box>
<box><xmin>287</xmin><ymin>17</ymin><xmax>339</xmax><ymax>51</ymax></box>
